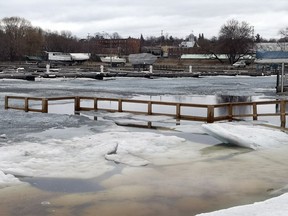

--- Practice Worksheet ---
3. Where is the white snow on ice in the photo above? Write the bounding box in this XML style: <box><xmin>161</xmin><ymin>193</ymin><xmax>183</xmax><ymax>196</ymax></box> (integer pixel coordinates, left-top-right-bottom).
<box><xmin>202</xmin><ymin>122</ymin><xmax>288</xmax><ymax>150</ymax></box>
<box><xmin>0</xmin><ymin>170</ymin><xmax>22</xmax><ymax>188</ymax></box>
<box><xmin>0</xmin><ymin>131</ymin><xmax>186</xmax><ymax>181</ymax></box>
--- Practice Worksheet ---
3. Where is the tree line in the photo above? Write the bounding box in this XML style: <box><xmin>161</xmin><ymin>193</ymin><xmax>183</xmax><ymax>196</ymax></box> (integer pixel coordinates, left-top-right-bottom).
<box><xmin>0</xmin><ymin>16</ymin><xmax>287</xmax><ymax>63</ymax></box>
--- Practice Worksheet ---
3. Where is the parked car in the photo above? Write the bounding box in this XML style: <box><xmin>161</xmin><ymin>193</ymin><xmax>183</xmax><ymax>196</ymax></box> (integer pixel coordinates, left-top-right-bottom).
<box><xmin>232</xmin><ymin>61</ymin><xmax>246</xmax><ymax>68</ymax></box>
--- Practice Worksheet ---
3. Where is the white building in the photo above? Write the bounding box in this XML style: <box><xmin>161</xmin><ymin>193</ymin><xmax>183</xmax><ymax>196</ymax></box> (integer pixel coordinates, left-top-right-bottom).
<box><xmin>179</xmin><ymin>34</ymin><xmax>196</xmax><ymax>48</ymax></box>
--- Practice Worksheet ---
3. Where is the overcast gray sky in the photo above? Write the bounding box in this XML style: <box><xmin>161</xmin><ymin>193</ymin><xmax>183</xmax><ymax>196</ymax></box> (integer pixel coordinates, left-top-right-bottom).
<box><xmin>1</xmin><ymin>0</ymin><xmax>287</xmax><ymax>39</ymax></box>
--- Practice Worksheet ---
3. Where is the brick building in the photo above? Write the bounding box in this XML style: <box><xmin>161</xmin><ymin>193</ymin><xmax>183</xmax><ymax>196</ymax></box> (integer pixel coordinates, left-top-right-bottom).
<box><xmin>168</xmin><ymin>46</ymin><xmax>208</xmax><ymax>58</ymax></box>
<box><xmin>93</xmin><ymin>38</ymin><xmax>141</xmax><ymax>56</ymax></box>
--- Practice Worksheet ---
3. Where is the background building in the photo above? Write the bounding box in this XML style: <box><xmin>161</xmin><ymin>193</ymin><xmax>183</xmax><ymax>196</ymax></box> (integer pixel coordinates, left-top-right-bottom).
<box><xmin>92</xmin><ymin>38</ymin><xmax>141</xmax><ymax>56</ymax></box>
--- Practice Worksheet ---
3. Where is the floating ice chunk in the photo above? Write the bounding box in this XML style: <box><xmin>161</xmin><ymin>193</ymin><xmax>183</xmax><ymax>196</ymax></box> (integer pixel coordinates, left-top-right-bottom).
<box><xmin>196</xmin><ymin>192</ymin><xmax>288</xmax><ymax>216</ymax></box>
<box><xmin>202</xmin><ymin>122</ymin><xmax>288</xmax><ymax>150</ymax></box>
<box><xmin>0</xmin><ymin>131</ymin><xmax>186</xmax><ymax>181</ymax></box>
<box><xmin>0</xmin><ymin>170</ymin><xmax>22</xmax><ymax>188</ymax></box>
<box><xmin>0</xmin><ymin>134</ymin><xmax>7</xmax><ymax>139</ymax></box>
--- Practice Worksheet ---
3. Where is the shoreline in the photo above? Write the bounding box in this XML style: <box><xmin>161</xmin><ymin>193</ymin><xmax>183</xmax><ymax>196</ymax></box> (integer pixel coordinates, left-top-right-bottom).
<box><xmin>0</xmin><ymin>69</ymin><xmax>274</xmax><ymax>81</ymax></box>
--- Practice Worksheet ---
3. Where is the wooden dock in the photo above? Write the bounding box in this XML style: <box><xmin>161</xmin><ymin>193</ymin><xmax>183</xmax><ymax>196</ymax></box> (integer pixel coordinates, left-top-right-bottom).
<box><xmin>4</xmin><ymin>96</ymin><xmax>288</xmax><ymax>128</ymax></box>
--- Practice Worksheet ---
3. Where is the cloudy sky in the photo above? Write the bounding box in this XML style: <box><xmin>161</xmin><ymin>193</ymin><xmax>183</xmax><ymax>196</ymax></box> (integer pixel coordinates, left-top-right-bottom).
<box><xmin>1</xmin><ymin>0</ymin><xmax>287</xmax><ymax>40</ymax></box>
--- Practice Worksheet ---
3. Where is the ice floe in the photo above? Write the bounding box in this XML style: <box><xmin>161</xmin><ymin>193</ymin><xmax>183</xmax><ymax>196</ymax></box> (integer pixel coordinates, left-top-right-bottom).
<box><xmin>202</xmin><ymin>122</ymin><xmax>288</xmax><ymax>150</ymax></box>
<box><xmin>0</xmin><ymin>170</ymin><xmax>22</xmax><ymax>188</ymax></box>
<box><xmin>0</xmin><ymin>131</ymin><xmax>186</xmax><ymax>185</ymax></box>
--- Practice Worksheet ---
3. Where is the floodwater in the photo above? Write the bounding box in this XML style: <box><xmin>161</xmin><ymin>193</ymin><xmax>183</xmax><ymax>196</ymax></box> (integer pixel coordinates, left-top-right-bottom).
<box><xmin>0</xmin><ymin>76</ymin><xmax>288</xmax><ymax>216</ymax></box>
<box><xmin>2</xmin><ymin>144</ymin><xmax>288</xmax><ymax>216</ymax></box>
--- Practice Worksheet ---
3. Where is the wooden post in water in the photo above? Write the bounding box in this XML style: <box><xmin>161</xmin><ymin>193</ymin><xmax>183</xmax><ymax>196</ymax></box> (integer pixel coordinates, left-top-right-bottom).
<box><xmin>74</xmin><ymin>96</ymin><xmax>80</xmax><ymax>112</ymax></box>
<box><xmin>276</xmin><ymin>71</ymin><xmax>280</xmax><ymax>92</ymax></box>
<box><xmin>281</xmin><ymin>63</ymin><xmax>285</xmax><ymax>93</ymax></box>
<box><xmin>176</xmin><ymin>103</ymin><xmax>181</xmax><ymax>119</ymax></box>
<box><xmin>94</xmin><ymin>98</ymin><xmax>98</xmax><ymax>110</ymax></box>
<box><xmin>4</xmin><ymin>96</ymin><xmax>8</xmax><ymax>110</ymax></box>
<box><xmin>24</xmin><ymin>98</ymin><xmax>29</xmax><ymax>112</ymax></box>
<box><xmin>148</xmin><ymin>101</ymin><xmax>152</xmax><ymax>115</ymax></box>
<box><xmin>207</xmin><ymin>105</ymin><xmax>215</xmax><ymax>123</ymax></box>
<box><xmin>253</xmin><ymin>102</ymin><xmax>258</xmax><ymax>120</ymax></box>
<box><xmin>280</xmin><ymin>100</ymin><xmax>286</xmax><ymax>128</ymax></box>
<box><xmin>118</xmin><ymin>99</ymin><xmax>123</xmax><ymax>112</ymax></box>
<box><xmin>42</xmin><ymin>98</ymin><xmax>48</xmax><ymax>113</ymax></box>
<box><xmin>228</xmin><ymin>104</ymin><xmax>233</xmax><ymax>121</ymax></box>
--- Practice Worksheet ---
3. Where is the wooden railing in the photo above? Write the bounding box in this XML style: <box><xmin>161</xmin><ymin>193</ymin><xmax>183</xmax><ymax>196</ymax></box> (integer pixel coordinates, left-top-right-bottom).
<box><xmin>4</xmin><ymin>96</ymin><xmax>288</xmax><ymax>128</ymax></box>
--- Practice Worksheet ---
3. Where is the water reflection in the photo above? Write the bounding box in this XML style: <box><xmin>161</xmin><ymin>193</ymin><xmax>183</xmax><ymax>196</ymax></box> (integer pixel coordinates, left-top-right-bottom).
<box><xmin>21</xmin><ymin>164</ymin><xmax>125</xmax><ymax>193</ymax></box>
<box><xmin>216</xmin><ymin>95</ymin><xmax>252</xmax><ymax>118</ymax></box>
<box><xmin>216</xmin><ymin>95</ymin><xmax>252</xmax><ymax>103</ymax></box>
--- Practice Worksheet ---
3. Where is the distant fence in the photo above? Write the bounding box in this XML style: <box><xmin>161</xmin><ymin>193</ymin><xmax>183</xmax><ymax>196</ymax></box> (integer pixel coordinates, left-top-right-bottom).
<box><xmin>4</xmin><ymin>96</ymin><xmax>288</xmax><ymax>128</ymax></box>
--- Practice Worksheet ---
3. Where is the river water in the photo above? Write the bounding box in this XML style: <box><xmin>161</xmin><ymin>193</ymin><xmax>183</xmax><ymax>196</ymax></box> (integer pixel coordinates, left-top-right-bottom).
<box><xmin>0</xmin><ymin>75</ymin><xmax>288</xmax><ymax>216</ymax></box>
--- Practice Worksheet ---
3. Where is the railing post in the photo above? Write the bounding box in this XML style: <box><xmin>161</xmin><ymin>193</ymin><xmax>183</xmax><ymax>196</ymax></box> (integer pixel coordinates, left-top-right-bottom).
<box><xmin>228</xmin><ymin>104</ymin><xmax>233</xmax><ymax>121</ymax></box>
<box><xmin>24</xmin><ymin>98</ymin><xmax>29</xmax><ymax>112</ymax></box>
<box><xmin>4</xmin><ymin>96</ymin><xmax>9</xmax><ymax>110</ymax></box>
<box><xmin>94</xmin><ymin>98</ymin><xmax>98</xmax><ymax>110</ymax></box>
<box><xmin>42</xmin><ymin>98</ymin><xmax>48</xmax><ymax>113</ymax></box>
<box><xmin>207</xmin><ymin>105</ymin><xmax>215</xmax><ymax>123</ymax></box>
<box><xmin>253</xmin><ymin>102</ymin><xmax>258</xmax><ymax>121</ymax></box>
<box><xmin>118</xmin><ymin>99</ymin><xmax>123</xmax><ymax>112</ymax></box>
<box><xmin>176</xmin><ymin>103</ymin><xmax>181</xmax><ymax>119</ymax></box>
<box><xmin>74</xmin><ymin>96</ymin><xmax>80</xmax><ymax>112</ymax></box>
<box><xmin>280</xmin><ymin>100</ymin><xmax>286</xmax><ymax>128</ymax></box>
<box><xmin>148</xmin><ymin>101</ymin><xmax>152</xmax><ymax>115</ymax></box>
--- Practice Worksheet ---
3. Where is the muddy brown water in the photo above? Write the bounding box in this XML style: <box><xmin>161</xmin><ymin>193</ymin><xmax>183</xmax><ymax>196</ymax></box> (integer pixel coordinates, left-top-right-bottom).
<box><xmin>1</xmin><ymin>139</ymin><xmax>288</xmax><ymax>216</ymax></box>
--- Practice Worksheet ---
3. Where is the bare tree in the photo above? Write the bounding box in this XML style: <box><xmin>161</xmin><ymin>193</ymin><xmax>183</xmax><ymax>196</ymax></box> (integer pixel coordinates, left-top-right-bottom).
<box><xmin>111</xmin><ymin>32</ymin><xmax>121</xmax><ymax>39</ymax></box>
<box><xmin>278</xmin><ymin>27</ymin><xmax>288</xmax><ymax>51</ymax></box>
<box><xmin>0</xmin><ymin>29</ymin><xmax>10</xmax><ymax>60</ymax></box>
<box><xmin>23</xmin><ymin>27</ymin><xmax>44</xmax><ymax>56</ymax></box>
<box><xmin>197</xmin><ymin>36</ymin><xmax>225</xmax><ymax>63</ymax></box>
<box><xmin>43</xmin><ymin>30</ymin><xmax>80</xmax><ymax>53</ymax></box>
<box><xmin>218</xmin><ymin>19</ymin><xmax>254</xmax><ymax>64</ymax></box>
<box><xmin>0</xmin><ymin>17</ymin><xmax>33</xmax><ymax>60</ymax></box>
<box><xmin>279</xmin><ymin>27</ymin><xmax>288</xmax><ymax>39</ymax></box>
